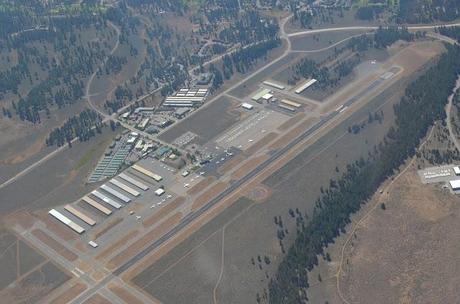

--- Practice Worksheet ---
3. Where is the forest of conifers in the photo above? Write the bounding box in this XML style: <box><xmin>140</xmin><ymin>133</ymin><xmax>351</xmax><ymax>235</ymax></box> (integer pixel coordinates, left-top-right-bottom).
<box><xmin>268</xmin><ymin>42</ymin><xmax>460</xmax><ymax>303</ymax></box>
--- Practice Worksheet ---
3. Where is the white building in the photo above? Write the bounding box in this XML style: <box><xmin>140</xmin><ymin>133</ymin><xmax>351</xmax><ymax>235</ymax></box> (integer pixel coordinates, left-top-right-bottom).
<box><xmin>453</xmin><ymin>166</ymin><xmax>460</xmax><ymax>176</ymax></box>
<box><xmin>295</xmin><ymin>79</ymin><xmax>317</xmax><ymax>94</ymax></box>
<box><xmin>155</xmin><ymin>188</ymin><xmax>165</xmax><ymax>196</ymax></box>
<box><xmin>241</xmin><ymin>103</ymin><xmax>254</xmax><ymax>110</ymax></box>
<box><xmin>262</xmin><ymin>93</ymin><xmax>273</xmax><ymax>101</ymax></box>
<box><xmin>449</xmin><ymin>180</ymin><xmax>460</xmax><ymax>190</ymax></box>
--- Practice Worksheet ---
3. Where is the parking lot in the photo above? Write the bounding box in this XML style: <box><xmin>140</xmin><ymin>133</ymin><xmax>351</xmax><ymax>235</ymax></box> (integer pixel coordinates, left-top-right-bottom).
<box><xmin>215</xmin><ymin>108</ymin><xmax>289</xmax><ymax>150</ymax></box>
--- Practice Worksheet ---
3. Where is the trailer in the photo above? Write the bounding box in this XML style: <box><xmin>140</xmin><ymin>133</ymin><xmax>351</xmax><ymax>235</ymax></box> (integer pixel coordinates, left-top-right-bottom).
<box><xmin>109</xmin><ymin>179</ymin><xmax>140</xmax><ymax>197</ymax></box>
<box><xmin>48</xmin><ymin>209</ymin><xmax>85</xmax><ymax>234</ymax></box>
<box><xmin>131</xmin><ymin>164</ymin><xmax>162</xmax><ymax>182</ymax></box>
<box><xmin>100</xmin><ymin>185</ymin><xmax>131</xmax><ymax>203</ymax></box>
<box><xmin>82</xmin><ymin>196</ymin><xmax>112</xmax><ymax>215</ymax></box>
<box><xmin>64</xmin><ymin>205</ymin><xmax>96</xmax><ymax>226</ymax></box>
<box><xmin>118</xmin><ymin>172</ymin><xmax>149</xmax><ymax>191</ymax></box>
<box><xmin>91</xmin><ymin>191</ymin><xmax>122</xmax><ymax>209</ymax></box>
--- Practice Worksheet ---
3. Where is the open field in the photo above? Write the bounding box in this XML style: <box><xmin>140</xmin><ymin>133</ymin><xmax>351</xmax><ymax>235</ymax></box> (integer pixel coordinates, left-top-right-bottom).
<box><xmin>290</xmin><ymin>29</ymin><xmax>372</xmax><ymax>51</ymax></box>
<box><xmin>159</xmin><ymin>96</ymin><xmax>242</xmax><ymax>145</ymax></box>
<box><xmin>0</xmin><ymin>229</ymin><xmax>70</xmax><ymax>304</ymax></box>
<box><xmin>107</xmin><ymin>283</ymin><xmax>144</xmax><ymax>304</ymax></box>
<box><xmin>0</xmin><ymin>10</ymin><xmax>452</xmax><ymax>302</ymax></box>
<box><xmin>0</xmin><ymin>230</ymin><xmax>45</xmax><ymax>290</ymax></box>
<box><xmin>132</xmin><ymin>197</ymin><xmax>254</xmax><ymax>304</ymax></box>
<box><xmin>126</xmin><ymin>41</ymin><xmax>444</xmax><ymax>303</ymax></box>
<box><xmin>49</xmin><ymin>282</ymin><xmax>87</xmax><ymax>304</ymax></box>
<box><xmin>82</xmin><ymin>293</ymin><xmax>111</xmax><ymax>304</ymax></box>
<box><xmin>106</xmin><ymin>212</ymin><xmax>183</xmax><ymax>270</ymax></box>
<box><xmin>306</xmin><ymin>121</ymin><xmax>460</xmax><ymax>303</ymax></box>
<box><xmin>0</xmin><ymin>101</ymin><xmax>89</xmax><ymax>184</ymax></box>
<box><xmin>31</xmin><ymin>229</ymin><xmax>78</xmax><ymax>262</ymax></box>
<box><xmin>0</xmin><ymin>128</ymin><xmax>118</xmax><ymax>215</ymax></box>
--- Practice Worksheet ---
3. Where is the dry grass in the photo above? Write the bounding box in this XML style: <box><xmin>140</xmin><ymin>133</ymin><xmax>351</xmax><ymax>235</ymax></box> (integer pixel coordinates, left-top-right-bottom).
<box><xmin>95</xmin><ymin>230</ymin><xmax>139</xmax><ymax>261</ymax></box>
<box><xmin>82</xmin><ymin>293</ymin><xmax>111</xmax><ymax>304</ymax></box>
<box><xmin>269</xmin><ymin>117</ymin><xmax>318</xmax><ymax>150</ymax></box>
<box><xmin>90</xmin><ymin>217</ymin><xmax>123</xmax><ymax>240</ymax></box>
<box><xmin>142</xmin><ymin>197</ymin><xmax>185</xmax><ymax>228</ymax></box>
<box><xmin>50</xmin><ymin>282</ymin><xmax>87</xmax><ymax>304</ymax></box>
<box><xmin>106</xmin><ymin>212</ymin><xmax>182</xmax><ymax>270</ymax></box>
<box><xmin>231</xmin><ymin>155</ymin><xmax>269</xmax><ymax>180</ymax></box>
<box><xmin>187</xmin><ymin>176</ymin><xmax>216</xmax><ymax>195</ymax></box>
<box><xmin>108</xmin><ymin>283</ymin><xmax>145</xmax><ymax>304</ymax></box>
<box><xmin>191</xmin><ymin>182</ymin><xmax>228</xmax><ymax>211</ymax></box>
<box><xmin>217</xmin><ymin>154</ymin><xmax>246</xmax><ymax>175</ymax></box>
<box><xmin>122</xmin><ymin>192</ymin><xmax>243</xmax><ymax>281</ymax></box>
<box><xmin>31</xmin><ymin>229</ymin><xmax>77</xmax><ymax>262</ymax></box>
<box><xmin>277</xmin><ymin>112</ymin><xmax>307</xmax><ymax>131</ymax></box>
<box><xmin>244</xmin><ymin>132</ymin><xmax>279</xmax><ymax>155</ymax></box>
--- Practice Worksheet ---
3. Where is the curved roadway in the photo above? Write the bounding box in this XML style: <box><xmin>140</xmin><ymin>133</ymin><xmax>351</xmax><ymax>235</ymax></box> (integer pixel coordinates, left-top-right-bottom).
<box><xmin>2</xmin><ymin>16</ymin><xmax>460</xmax><ymax>303</ymax></box>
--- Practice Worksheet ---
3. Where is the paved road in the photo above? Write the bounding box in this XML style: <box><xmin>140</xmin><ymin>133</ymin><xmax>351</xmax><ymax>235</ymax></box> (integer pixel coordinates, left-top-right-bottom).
<box><xmin>2</xmin><ymin>15</ymin><xmax>458</xmax><ymax>200</ymax></box>
<box><xmin>287</xmin><ymin>22</ymin><xmax>460</xmax><ymax>38</ymax></box>
<box><xmin>2</xmin><ymin>15</ymin><xmax>460</xmax><ymax>302</ymax></box>
<box><xmin>446</xmin><ymin>78</ymin><xmax>460</xmax><ymax>152</ymax></box>
<box><xmin>0</xmin><ymin>15</ymin><xmax>286</xmax><ymax>191</ymax></box>
<box><xmin>113</xmin><ymin>67</ymin><xmax>401</xmax><ymax>275</ymax></box>
<box><xmin>53</xmin><ymin>17</ymin><xmax>460</xmax><ymax>303</ymax></box>
<box><xmin>435</xmin><ymin>32</ymin><xmax>460</xmax><ymax>153</ymax></box>
<box><xmin>70</xmin><ymin>61</ymin><xmax>400</xmax><ymax>303</ymax></box>
<box><xmin>71</xmin><ymin>29</ymin><xmax>460</xmax><ymax>303</ymax></box>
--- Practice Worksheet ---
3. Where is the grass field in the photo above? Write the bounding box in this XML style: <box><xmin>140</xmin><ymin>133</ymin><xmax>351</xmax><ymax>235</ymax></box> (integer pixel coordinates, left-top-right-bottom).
<box><xmin>0</xmin><ymin>229</ymin><xmax>70</xmax><ymax>303</ymax></box>
<box><xmin>306</xmin><ymin>122</ymin><xmax>460</xmax><ymax>303</ymax></box>
<box><xmin>127</xmin><ymin>41</ymin><xmax>444</xmax><ymax>303</ymax></box>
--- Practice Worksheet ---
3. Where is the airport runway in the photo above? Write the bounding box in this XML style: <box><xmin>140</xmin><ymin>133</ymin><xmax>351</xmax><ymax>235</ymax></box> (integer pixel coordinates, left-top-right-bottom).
<box><xmin>70</xmin><ymin>66</ymin><xmax>402</xmax><ymax>303</ymax></box>
<box><xmin>113</xmin><ymin>67</ymin><xmax>402</xmax><ymax>275</ymax></box>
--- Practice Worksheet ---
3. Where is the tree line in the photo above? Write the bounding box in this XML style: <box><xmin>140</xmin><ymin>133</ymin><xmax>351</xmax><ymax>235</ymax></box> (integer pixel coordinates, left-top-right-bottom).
<box><xmin>268</xmin><ymin>44</ymin><xmax>460</xmax><ymax>303</ymax></box>
<box><xmin>288</xmin><ymin>27</ymin><xmax>415</xmax><ymax>89</ymax></box>
<box><xmin>46</xmin><ymin>109</ymin><xmax>103</xmax><ymax>147</ymax></box>
<box><xmin>438</xmin><ymin>26</ymin><xmax>460</xmax><ymax>44</ymax></box>
<box><xmin>211</xmin><ymin>38</ymin><xmax>281</xmax><ymax>90</ymax></box>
